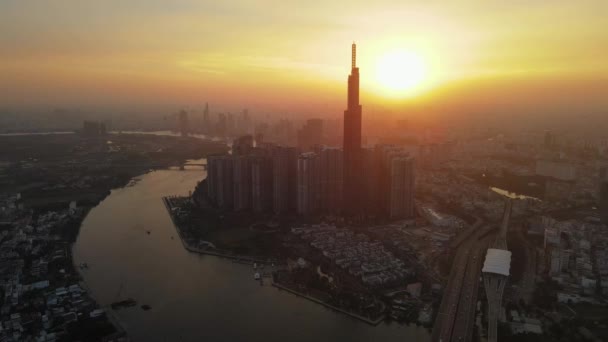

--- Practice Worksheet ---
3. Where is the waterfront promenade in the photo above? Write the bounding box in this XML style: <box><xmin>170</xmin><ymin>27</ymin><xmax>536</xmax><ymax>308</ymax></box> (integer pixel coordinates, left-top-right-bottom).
<box><xmin>272</xmin><ymin>282</ymin><xmax>386</xmax><ymax>326</ymax></box>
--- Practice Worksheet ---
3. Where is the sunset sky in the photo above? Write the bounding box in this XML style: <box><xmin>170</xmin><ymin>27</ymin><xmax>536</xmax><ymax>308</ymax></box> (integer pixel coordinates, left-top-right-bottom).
<box><xmin>1</xmin><ymin>1</ymin><xmax>607</xmax><ymax>119</ymax></box>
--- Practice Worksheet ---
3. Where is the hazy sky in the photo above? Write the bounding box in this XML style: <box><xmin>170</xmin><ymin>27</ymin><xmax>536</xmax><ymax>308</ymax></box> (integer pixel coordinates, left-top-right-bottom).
<box><xmin>1</xmin><ymin>0</ymin><xmax>607</xmax><ymax>119</ymax></box>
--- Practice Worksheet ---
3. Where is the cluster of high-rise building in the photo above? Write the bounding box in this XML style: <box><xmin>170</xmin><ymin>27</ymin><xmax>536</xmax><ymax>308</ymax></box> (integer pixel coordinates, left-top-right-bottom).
<box><xmin>205</xmin><ymin>44</ymin><xmax>415</xmax><ymax>219</ymax></box>
<box><xmin>207</xmin><ymin>141</ymin><xmax>415</xmax><ymax>219</ymax></box>
<box><xmin>178</xmin><ymin>103</ymin><xmax>252</xmax><ymax>137</ymax></box>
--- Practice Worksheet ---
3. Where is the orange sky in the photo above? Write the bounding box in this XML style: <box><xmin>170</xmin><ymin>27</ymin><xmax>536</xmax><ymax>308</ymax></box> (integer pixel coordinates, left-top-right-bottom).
<box><xmin>1</xmin><ymin>1</ymin><xmax>607</xmax><ymax>119</ymax></box>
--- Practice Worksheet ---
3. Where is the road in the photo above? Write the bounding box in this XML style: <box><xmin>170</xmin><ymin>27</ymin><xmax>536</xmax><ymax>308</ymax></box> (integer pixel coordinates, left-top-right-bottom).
<box><xmin>432</xmin><ymin>219</ymin><xmax>489</xmax><ymax>342</ymax></box>
<box><xmin>483</xmin><ymin>199</ymin><xmax>512</xmax><ymax>342</ymax></box>
<box><xmin>450</xmin><ymin>239</ymin><xmax>489</xmax><ymax>342</ymax></box>
<box><xmin>449</xmin><ymin>216</ymin><xmax>483</xmax><ymax>250</ymax></box>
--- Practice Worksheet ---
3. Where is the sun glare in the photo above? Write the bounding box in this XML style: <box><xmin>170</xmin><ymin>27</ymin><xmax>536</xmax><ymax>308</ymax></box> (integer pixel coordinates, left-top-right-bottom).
<box><xmin>375</xmin><ymin>50</ymin><xmax>428</xmax><ymax>97</ymax></box>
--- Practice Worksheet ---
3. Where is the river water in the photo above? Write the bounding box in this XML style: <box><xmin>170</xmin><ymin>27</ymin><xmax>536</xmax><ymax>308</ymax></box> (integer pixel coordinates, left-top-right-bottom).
<box><xmin>73</xmin><ymin>161</ymin><xmax>430</xmax><ymax>342</ymax></box>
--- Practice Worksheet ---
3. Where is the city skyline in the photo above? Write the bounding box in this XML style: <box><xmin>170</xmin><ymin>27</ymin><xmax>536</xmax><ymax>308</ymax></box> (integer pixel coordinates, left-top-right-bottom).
<box><xmin>1</xmin><ymin>1</ymin><xmax>608</xmax><ymax>122</ymax></box>
<box><xmin>205</xmin><ymin>47</ymin><xmax>415</xmax><ymax>220</ymax></box>
<box><xmin>2</xmin><ymin>2</ymin><xmax>608</xmax><ymax>341</ymax></box>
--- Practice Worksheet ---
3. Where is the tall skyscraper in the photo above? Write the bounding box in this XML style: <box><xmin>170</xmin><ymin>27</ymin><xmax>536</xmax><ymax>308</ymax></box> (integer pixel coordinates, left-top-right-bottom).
<box><xmin>343</xmin><ymin>43</ymin><xmax>363</xmax><ymax>215</ymax></box>
<box><xmin>544</xmin><ymin>130</ymin><xmax>556</xmax><ymax>148</ymax></box>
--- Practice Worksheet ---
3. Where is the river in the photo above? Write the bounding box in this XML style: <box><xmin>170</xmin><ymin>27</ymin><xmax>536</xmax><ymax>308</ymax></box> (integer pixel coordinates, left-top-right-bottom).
<box><xmin>72</xmin><ymin>161</ymin><xmax>430</xmax><ymax>342</ymax></box>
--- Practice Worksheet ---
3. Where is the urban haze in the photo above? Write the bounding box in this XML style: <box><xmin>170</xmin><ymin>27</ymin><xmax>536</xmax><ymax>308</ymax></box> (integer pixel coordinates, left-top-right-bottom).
<box><xmin>1</xmin><ymin>1</ymin><xmax>608</xmax><ymax>342</ymax></box>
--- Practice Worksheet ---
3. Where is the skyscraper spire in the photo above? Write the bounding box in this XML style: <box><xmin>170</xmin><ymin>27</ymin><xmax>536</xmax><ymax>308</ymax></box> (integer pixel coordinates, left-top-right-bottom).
<box><xmin>351</xmin><ymin>42</ymin><xmax>356</xmax><ymax>69</ymax></box>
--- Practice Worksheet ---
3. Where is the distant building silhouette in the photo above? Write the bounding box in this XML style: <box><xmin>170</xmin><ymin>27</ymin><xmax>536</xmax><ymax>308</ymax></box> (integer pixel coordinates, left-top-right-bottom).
<box><xmin>297</xmin><ymin>118</ymin><xmax>323</xmax><ymax>151</ymax></box>
<box><xmin>226</xmin><ymin>113</ymin><xmax>235</xmax><ymax>136</ymax></box>
<box><xmin>342</xmin><ymin>43</ymin><xmax>363</xmax><ymax>216</ymax></box>
<box><xmin>535</xmin><ymin>159</ymin><xmax>576</xmax><ymax>181</ymax></box>
<box><xmin>203</xmin><ymin>103</ymin><xmax>210</xmax><ymax>133</ymax></box>
<box><xmin>178</xmin><ymin>110</ymin><xmax>189</xmax><ymax>137</ymax></box>
<box><xmin>217</xmin><ymin>113</ymin><xmax>227</xmax><ymax>137</ymax></box>
<box><xmin>544</xmin><ymin>130</ymin><xmax>556</xmax><ymax>148</ymax></box>
<box><xmin>233</xmin><ymin>135</ymin><xmax>254</xmax><ymax>155</ymax></box>
<box><xmin>237</xmin><ymin>109</ymin><xmax>252</xmax><ymax>135</ymax></box>
<box><xmin>82</xmin><ymin>121</ymin><xmax>106</xmax><ymax>136</ymax></box>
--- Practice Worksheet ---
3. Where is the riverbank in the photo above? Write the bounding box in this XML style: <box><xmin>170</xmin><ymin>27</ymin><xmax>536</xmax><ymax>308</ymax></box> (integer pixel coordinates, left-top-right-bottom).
<box><xmin>162</xmin><ymin>195</ymin><xmax>277</xmax><ymax>265</ymax></box>
<box><xmin>0</xmin><ymin>133</ymin><xmax>231</xmax><ymax>340</ymax></box>
<box><xmin>272</xmin><ymin>282</ymin><xmax>386</xmax><ymax>325</ymax></box>
<box><xmin>76</xmin><ymin>278</ymin><xmax>128</xmax><ymax>341</ymax></box>
<box><xmin>163</xmin><ymin>195</ymin><xmax>389</xmax><ymax>325</ymax></box>
<box><xmin>73</xmin><ymin>164</ymin><xmax>430</xmax><ymax>342</ymax></box>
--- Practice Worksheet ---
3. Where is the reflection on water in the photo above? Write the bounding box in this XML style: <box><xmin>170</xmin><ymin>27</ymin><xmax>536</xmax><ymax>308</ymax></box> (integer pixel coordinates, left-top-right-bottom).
<box><xmin>491</xmin><ymin>187</ymin><xmax>541</xmax><ymax>201</ymax></box>
<box><xmin>73</xmin><ymin>165</ymin><xmax>429</xmax><ymax>342</ymax></box>
<box><xmin>0</xmin><ymin>131</ymin><xmax>74</xmax><ymax>136</ymax></box>
<box><xmin>110</xmin><ymin>130</ymin><xmax>226</xmax><ymax>143</ymax></box>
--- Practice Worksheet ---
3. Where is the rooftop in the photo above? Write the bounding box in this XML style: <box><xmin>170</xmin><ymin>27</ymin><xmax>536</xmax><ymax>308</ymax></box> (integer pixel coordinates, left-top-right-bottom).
<box><xmin>482</xmin><ymin>248</ymin><xmax>512</xmax><ymax>276</ymax></box>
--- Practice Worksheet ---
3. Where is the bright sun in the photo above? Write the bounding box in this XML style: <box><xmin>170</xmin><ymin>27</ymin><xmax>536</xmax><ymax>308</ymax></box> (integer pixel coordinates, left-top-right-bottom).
<box><xmin>375</xmin><ymin>50</ymin><xmax>428</xmax><ymax>97</ymax></box>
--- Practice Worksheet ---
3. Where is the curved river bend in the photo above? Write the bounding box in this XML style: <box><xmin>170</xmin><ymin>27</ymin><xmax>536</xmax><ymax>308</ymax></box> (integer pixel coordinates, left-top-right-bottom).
<box><xmin>73</xmin><ymin>164</ymin><xmax>430</xmax><ymax>342</ymax></box>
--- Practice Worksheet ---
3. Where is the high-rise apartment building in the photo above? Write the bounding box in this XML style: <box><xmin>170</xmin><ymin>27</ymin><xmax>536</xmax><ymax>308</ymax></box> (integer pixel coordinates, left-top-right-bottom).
<box><xmin>318</xmin><ymin>147</ymin><xmax>343</xmax><ymax>215</ymax></box>
<box><xmin>297</xmin><ymin>152</ymin><xmax>320</xmax><ymax>215</ymax></box>
<box><xmin>362</xmin><ymin>147</ymin><xmax>380</xmax><ymax>216</ymax></box>
<box><xmin>389</xmin><ymin>156</ymin><xmax>415</xmax><ymax>219</ymax></box>
<box><xmin>233</xmin><ymin>155</ymin><xmax>252</xmax><ymax>211</ymax></box>
<box><xmin>251</xmin><ymin>155</ymin><xmax>273</xmax><ymax>213</ymax></box>
<box><xmin>272</xmin><ymin>146</ymin><xmax>298</xmax><ymax>214</ymax></box>
<box><xmin>207</xmin><ymin>155</ymin><xmax>219</xmax><ymax>203</ymax></box>
<box><xmin>208</xmin><ymin>155</ymin><xmax>234</xmax><ymax>209</ymax></box>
